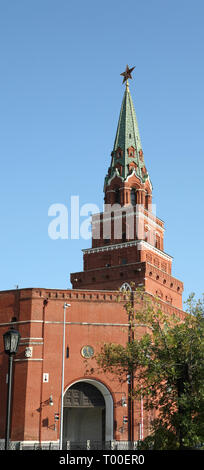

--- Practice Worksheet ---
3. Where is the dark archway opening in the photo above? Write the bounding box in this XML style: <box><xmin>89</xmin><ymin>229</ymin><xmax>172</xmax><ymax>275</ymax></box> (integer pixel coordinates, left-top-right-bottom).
<box><xmin>63</xmin><ymin>382</ymin><xmax>105</xmax><ymax>443</ymax></box>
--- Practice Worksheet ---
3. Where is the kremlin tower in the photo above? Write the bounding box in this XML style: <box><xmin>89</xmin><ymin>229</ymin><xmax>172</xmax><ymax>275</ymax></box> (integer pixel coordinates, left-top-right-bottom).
<box><xmin>71</xmin><ymin>66</ymin><xmax>183</xmax><ymax>310</ymax></box>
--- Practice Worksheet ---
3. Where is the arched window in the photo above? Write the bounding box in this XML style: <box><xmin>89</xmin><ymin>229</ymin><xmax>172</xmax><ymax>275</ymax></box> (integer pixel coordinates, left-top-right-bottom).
<box><xmin>130</xmin><ymin>188</ymin><xmax>136</xmax><ymax>205</ymax></box>
<box><xmin>120</xmin><ymin>282</ymin><xmax>132</xmax><ymax>292</ymax></box>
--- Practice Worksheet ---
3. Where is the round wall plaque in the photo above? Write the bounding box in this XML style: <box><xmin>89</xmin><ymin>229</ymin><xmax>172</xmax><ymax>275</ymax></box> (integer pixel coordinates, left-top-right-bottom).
<box><xmin>81</xmin><ymin>345</ymin><xmax>94</xmax><ymax>358</ymax></box>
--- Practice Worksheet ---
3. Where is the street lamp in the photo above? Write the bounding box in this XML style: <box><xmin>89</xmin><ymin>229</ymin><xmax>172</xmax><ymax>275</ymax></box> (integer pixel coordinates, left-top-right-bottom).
<box><xmin>59</xmin><ymin>303</ymin><xmax>71</xmax><ymax>450</ymax></box>
<box><xmin>3</xmin><ymin>328</ymin><xmax>21</xmax><ymax>450</ymax></box>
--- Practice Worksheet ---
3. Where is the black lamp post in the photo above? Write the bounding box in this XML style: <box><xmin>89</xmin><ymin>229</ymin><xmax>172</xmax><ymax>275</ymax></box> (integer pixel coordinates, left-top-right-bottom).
<box><xmin>3</xmin><ymin>328</ymin><xmax>21</xmax><ymax>450</ymax></box>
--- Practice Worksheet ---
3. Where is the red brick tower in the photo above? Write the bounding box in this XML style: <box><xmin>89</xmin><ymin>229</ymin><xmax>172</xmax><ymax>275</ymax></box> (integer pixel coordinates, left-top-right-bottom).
<box><xmin>71</xmin><ymin>74</ymin><xmax>183</xmax><ymax>309</ymax></box>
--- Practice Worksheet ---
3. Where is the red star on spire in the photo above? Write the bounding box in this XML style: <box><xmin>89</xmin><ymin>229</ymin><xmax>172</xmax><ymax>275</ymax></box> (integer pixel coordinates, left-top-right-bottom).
<box><xmin>120</xmin><ymin>65</ymin><xmax>135</xmax><ymax>84</ymax></box>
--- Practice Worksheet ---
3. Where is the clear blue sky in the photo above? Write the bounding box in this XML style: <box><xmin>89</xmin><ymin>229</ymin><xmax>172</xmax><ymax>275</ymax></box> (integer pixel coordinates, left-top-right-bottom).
<box><xmin>0</xmin><ymin>0</ymin><xmax>203</xmax><ymax>306</ymax></box>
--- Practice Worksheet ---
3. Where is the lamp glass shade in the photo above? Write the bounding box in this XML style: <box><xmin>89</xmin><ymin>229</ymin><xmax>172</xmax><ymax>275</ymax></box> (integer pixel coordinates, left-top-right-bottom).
<box><xmin>3</xmin><ymin>329</ymin><xmax>21</xmax><ymax>355</ymax></box>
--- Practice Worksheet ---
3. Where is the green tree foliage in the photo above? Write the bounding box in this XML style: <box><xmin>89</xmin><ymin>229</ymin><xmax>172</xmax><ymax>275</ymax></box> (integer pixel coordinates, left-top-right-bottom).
<box><xmin>95</xmin><ymin>288</ymin><xmax>204</xmax><ymax>449</ymax></box>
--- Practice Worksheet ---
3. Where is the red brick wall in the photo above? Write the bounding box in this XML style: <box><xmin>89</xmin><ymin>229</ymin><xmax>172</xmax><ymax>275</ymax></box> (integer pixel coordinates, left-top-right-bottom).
<box><xmin>0</xmin><ymin>288</ymin><xmax>185</xmax><ymax>443</ymax></box>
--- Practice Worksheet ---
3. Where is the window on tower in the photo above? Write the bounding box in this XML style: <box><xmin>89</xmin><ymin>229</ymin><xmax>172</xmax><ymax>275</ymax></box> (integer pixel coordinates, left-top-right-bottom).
<box><xmin>145</xmin><ymin>192</ymin><xmax>149</xmax><ymax>210</ymax></box>
<box><xmin>128</xmin><ymin>146</ymin><xmax>135</xmax><ymax>157</ymax></box>
<box><xmin>129</xmin><ymin>161</ymin><xmax>137</xmax><ymax>172</ymax></box>
<box><xmin>130</xmin><ymin>188</ymin><xmax>137</xmax><ymax>205</ymax></box>
<box><xmin>115</xmin><ymin>188</ymin><xmax>120</xmax><ymax>204</ymax></box>
<box><xmin>155</xmin><ymin>234</ymin><xmax>160</xmax><ymax>250</ymax></box>
<box><xmin>116</xmin><ymin>147</ymin><xmax>123</xmax><ymax>159</ymax></box>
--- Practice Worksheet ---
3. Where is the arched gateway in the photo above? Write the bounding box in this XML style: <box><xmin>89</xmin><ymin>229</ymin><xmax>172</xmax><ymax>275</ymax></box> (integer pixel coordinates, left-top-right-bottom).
<box><xmin>63</xmin><ymin>379</ymin><xmax>113</xmax><ymax>443</ymax></box>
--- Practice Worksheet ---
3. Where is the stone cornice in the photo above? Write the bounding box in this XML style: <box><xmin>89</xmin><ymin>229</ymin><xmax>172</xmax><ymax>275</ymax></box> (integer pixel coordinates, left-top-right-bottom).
<box><xmin>82</xmin><ymin>239</ymin><xmax>172</xmax><ymax>261</ymax></box>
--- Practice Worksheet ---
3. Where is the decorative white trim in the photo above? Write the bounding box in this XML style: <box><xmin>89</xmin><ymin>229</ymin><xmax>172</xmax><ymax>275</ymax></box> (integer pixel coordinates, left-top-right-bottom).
<box><xmin>125</xmin><ymin>168</ymin><xmax>143</xmax><ymax>183</ymax></box>
<box><xmin>120</xmin><ymin>282</ymin><xmax>132</xmax><ymax>292</ymax></box>
<box><xmin>125</xmin><ymin>169</ymin><xmax>153</xmax><ymax>191</ymax></box>
<box><xmin>105</xmin><ymin>170</ymin><xmax>124</xmax><ymax>186</ymax></box>
<box><xmin>14</xmin><ymin>358</ymin><xmax>43</xmax><ymax>362</ymax></box>
<box><xmin>20</xmin><ymin>337</ymin><xmax>43</xmax><ymax>341</ymax></box>
<box><xmin>92</xmin><ymin>208</ymin><xmax>165</xmax><ymax>231</ymax></box>
<box><xmin>45</xmin><ymin>321</ymin><xmax>129</xmax><ymax>326</ymax></box>
<box><xmin>104</xmin><ymin>168</ymin><xmax>153</xmax><ymax>191</ymax></box>
<box><xmin>83</xmin><ymin>239</ymin><xmax>172</xmax><ymax>261</ymax></box>
<box><xmin>0</xmin><ymin>320</ymin><xmax>44</xmax><ymax>327</ymax></box>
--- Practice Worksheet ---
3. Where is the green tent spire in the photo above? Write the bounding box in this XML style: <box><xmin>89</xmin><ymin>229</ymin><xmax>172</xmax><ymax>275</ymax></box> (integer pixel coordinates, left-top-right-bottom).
<box><xmin>114</xmin><ymin>81</ymin><xmax>142</xmax><ymax>152</ymax></box>
<box><xmin>105</xmin><ymin>80</ymin><xmax>149</xmax><ymax>186</ymax></box>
